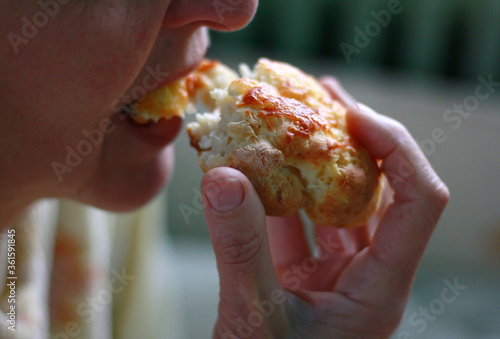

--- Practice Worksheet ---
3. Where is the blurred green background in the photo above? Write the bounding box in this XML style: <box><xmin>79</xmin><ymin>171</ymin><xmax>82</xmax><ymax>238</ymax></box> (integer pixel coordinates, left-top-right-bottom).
<box><xmin>206</xmin><ymin>0</ymin><xmax>499</xmax><ymax>79</ymax></box>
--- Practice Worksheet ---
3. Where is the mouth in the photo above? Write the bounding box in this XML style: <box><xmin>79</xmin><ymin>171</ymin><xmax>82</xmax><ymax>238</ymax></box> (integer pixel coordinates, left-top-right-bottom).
<box><xmin>117</xmin><ymin>58</ymin><xmax>238</xmax><ymax>148</ymax></box>
<box><xmin>115</xmin><ymin>59</ymin><xmax>204</xmax><ymax>147</ymax></box>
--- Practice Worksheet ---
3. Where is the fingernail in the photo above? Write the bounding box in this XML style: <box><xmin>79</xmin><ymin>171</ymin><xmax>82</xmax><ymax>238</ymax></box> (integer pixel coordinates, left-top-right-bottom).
<box><xmin>205</xmin><ymin>178</ymin><xmax>244</xmax><ymax>212</ymax></box>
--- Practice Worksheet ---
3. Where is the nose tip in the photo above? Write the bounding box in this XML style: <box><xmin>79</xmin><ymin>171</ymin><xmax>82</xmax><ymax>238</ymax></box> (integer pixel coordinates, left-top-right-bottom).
<box><xmin>210</xmin><ymin>0</ymin><xmax>259</xmax><ymax>31</ymax></box>
<box><xmin>163</xmin><ymin>0</ymin><xmax>258</xmax><ymax>31</ymax></box>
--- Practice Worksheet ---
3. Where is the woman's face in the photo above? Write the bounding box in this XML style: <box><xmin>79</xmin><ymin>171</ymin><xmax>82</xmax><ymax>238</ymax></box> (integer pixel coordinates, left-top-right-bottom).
<box><xmin>0</xmin><ymin>0</ymin><xmax>258</xmax><ymax>212</ymax></box>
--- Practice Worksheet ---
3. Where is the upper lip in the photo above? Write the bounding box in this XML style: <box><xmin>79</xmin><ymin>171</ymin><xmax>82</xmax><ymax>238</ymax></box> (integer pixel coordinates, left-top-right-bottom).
<box><xmin>118</xmin><ymin>24</ymin><xmax>209</xmax><ymax>112</ymax></box>
<box><xmin>156</xmin><ymin>59</ymin><xmax>202</xmax><ymax>89</ymax></box>
<box><xmin>119</xmin><ymin>57</ymin><xmax>204</xmax><ymax>114</ymax></box>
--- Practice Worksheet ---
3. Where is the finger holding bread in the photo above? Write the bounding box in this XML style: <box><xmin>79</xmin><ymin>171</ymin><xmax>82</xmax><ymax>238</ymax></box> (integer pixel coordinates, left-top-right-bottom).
<box><xmin>345</xmin><ymin>103</ymin><xmax>450</xmax><ymax>279</ymax></box>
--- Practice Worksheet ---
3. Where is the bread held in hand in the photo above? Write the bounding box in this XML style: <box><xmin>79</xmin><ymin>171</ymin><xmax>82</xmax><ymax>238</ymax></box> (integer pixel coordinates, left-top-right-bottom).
<box><xmin>187</xmin><ymin>59</ymin><xmax>381</xmax><ymax>228</ymax></box>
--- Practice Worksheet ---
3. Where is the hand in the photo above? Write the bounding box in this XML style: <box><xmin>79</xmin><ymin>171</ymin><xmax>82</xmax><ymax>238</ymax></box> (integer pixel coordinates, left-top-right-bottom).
<box><xmin>200</xmin><ymin>78</ymin><xmax>450</xmax><ymax>339</ymax></box>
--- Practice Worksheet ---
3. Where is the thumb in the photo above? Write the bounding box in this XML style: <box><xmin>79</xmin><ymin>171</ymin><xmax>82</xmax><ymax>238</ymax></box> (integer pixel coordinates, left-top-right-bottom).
<box><xmin>201</xmin><ymin>167</ymin><xmax>286</xmax><ymax>337</ymax></box>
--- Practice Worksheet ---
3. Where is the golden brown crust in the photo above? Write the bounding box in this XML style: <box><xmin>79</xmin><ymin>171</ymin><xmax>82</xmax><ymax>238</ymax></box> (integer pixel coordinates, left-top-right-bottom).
<box><xmin>131</xmin><ymin>79</ymin><xmax>189</xmax><ymax>123</ymax></box>
<box><xmin>239</xmin><ymin>85</ymin><xmax>332</xmax><ymax>135</ymax></box>
<box><xmin>187</xmin><ymin>58</ymin><xmax>381</xmax><ymax>227</ymax></box>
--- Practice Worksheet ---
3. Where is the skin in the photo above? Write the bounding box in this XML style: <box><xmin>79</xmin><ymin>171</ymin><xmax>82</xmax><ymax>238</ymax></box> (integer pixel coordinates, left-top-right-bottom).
<box><xmin>0</xmin><ymin>1</ymin><xmax>449</xmax><ymax>338</ymax></box>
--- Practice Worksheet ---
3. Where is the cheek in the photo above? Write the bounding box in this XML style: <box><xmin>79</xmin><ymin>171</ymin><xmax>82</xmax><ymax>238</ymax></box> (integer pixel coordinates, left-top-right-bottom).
<box><xmin>0</xmin><ymin>2</ymin><xmax>169</xmax><ymax>190</ymax></box>
<box><xmin>6</xmin><ymin>2</ymin><xmax>165</xmax><ymax>122</ymax></box>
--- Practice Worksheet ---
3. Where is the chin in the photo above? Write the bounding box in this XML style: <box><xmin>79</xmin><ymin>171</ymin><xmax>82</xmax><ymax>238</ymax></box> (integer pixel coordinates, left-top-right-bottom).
<box><xmin>80</xmin><ymin>145</ymin><xmax>175</xmax><ymax>213</ymax></box>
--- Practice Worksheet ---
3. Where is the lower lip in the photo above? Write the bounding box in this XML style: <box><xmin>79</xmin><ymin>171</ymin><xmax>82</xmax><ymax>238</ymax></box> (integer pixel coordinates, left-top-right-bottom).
<box><xmin>125</xmin><ymin>115</ymin><xmax>183</xmax><ymax>149</ymax></box>
<box><xmin>120</xmin><ymin>61</ymin><xmax>201</xmax><ymax>149</ymax></box>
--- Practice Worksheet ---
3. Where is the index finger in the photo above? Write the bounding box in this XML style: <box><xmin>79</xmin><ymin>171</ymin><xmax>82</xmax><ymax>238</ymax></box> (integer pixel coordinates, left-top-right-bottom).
<box><xmin>347</xmin><ymin>104</ymin><xmax>450</xmax><ymax>275</ymax></box>
<box><xmin>319</xmin><ymin>76</ymin><xmax>358</xmax><ymax>109</ymax></box>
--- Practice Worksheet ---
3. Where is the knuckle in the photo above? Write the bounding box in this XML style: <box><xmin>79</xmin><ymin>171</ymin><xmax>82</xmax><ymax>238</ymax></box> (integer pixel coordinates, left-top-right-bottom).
<box><xmin>384</xmin><ymin>119</ymin><xmax>410</xmax><ymax>154</ymax></box>
<box><xmin>389</xmin><ymin>119</ymin><xmax>410</xmax><ymax>139</ymax></box>
<box><xmin>215</xmin><ymin>230</ymin><xmax>264</xmax><ymax>266</ymax></box>
<box><xmin>420</xmin><ymin>174</ymin><xmax>450</xmax><ymax>214</ymax></box>
<box><xmin>432</xmin><ymin>181</ymin><xmax>451</xmax><ymax>210</ymax></box>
